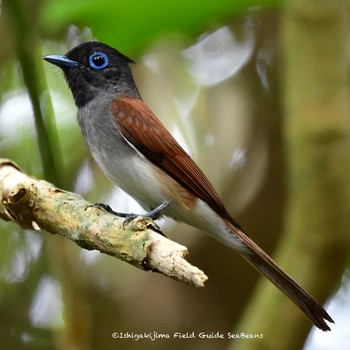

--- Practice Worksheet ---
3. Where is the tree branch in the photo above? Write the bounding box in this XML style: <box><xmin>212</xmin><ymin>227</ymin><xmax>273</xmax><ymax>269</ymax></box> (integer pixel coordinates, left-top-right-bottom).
<box><xmin>0</xmin><ymin>158</ymin><xmax>208</xmax><ymax>287</ymax></box>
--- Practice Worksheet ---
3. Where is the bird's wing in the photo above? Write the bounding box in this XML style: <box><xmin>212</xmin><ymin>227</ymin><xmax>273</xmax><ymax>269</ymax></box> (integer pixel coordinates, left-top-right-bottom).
<box><xmin>112</xmin><ymin>97</ymin><xmax>233</xmax><ymax>220</ymax></box>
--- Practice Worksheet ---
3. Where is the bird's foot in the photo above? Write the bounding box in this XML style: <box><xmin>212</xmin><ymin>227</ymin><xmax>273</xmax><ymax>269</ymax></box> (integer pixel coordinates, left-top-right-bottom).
<box><xmin>94</xmin><ymin>202</ymin><xmax>169</xmax><ymax>228</ymax></box>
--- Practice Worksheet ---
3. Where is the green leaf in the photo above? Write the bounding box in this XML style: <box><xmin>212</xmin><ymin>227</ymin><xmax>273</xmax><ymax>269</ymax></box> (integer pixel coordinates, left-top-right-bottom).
<box><xmin>39</xmin><ymin>0</ymin><xmax>281</xmax><ymax>52</ymax></box>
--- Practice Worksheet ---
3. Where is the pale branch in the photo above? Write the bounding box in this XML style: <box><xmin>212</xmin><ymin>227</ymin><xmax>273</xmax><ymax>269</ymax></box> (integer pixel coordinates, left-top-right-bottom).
<box><xmin>0</xmin><ymin>158</ymin><xmax>208</xmax><ymax>287</ymax></box>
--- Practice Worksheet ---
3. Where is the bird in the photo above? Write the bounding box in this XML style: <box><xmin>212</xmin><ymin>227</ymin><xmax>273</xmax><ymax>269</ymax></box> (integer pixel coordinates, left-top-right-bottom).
<box><xmin>43</xmin><ymin>41</ymin><xmax>334</xmax><ymax>331</ymax></box>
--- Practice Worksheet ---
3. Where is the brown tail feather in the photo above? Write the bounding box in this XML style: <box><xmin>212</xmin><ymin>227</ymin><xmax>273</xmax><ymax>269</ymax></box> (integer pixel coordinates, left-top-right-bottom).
<box><xmin>224</xmin><ymin>219</ymin><xmax>334</xmax><ymax>331</ymax></box>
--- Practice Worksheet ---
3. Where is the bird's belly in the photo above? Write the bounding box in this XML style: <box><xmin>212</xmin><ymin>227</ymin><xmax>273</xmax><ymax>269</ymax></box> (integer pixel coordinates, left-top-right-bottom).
<box><xmin>89</xmin><ymin>142</ymin><xmax>195</xmax><ymax>215</ymax></box>
<box><xmin>92</xmin><ymin>149</ymin><xmax>164</xmax><ymax>209</ymax></box>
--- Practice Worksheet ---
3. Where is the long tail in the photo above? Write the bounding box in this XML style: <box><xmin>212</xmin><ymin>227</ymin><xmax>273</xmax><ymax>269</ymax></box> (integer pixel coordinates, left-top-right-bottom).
<box><xmin>224</xmin><ymin>219</ymin><xmax>334</xmax><ymax>331</ymax></box>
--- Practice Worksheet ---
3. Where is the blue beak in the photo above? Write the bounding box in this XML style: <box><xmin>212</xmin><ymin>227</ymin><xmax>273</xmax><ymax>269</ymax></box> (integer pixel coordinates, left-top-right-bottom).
<box><xmin>43</xmin><ymin>55</ymin><xmax>78</xmax><ymax>68</ymax></box>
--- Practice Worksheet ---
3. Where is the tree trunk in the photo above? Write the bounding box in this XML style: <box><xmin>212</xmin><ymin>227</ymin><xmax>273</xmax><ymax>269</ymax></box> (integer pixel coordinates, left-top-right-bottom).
<box><xmin>230</xmin><ymin>1</ymin><xmax>350</xmax><ymax>349</ymax></box>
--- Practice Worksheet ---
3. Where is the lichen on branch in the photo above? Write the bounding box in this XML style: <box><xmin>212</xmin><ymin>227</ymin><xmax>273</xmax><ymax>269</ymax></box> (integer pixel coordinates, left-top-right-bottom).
<box><xmin>0</xmin><ymin>158</ymin><xmax>207</xmax><ymax>287</ymax></box>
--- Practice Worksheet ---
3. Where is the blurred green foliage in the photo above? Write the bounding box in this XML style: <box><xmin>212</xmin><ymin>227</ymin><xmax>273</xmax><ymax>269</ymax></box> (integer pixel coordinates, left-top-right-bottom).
<box><xmin>39</xmin><ymin>0</ymin><xmax>281</xmax><ymax>52</ymax></box>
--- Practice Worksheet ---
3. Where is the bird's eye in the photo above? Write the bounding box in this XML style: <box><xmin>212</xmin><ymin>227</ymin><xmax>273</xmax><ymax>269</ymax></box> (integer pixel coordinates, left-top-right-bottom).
<box><xmin>89</xmin><ymin>52</ymin><xmax>108</xmax><ymax>69</ymax></box>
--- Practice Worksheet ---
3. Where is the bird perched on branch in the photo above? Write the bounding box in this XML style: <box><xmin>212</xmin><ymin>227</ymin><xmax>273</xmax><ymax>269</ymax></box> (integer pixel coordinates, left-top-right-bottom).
<box><xmin>44</xmin><ymin>41</ymin><xmax>334</xmax><ymax>331</ymax></box>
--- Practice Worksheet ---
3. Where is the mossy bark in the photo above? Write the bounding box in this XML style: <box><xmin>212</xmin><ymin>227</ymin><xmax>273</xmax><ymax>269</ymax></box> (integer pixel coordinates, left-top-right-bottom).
<box><xmin>0</xmin><ymin>159</ymin><xmax>207</xmax><ymax>287</ymax></box>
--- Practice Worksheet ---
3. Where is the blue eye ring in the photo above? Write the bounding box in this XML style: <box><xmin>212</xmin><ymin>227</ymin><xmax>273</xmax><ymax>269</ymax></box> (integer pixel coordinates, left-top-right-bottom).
<box><xmin>89</xmin><ymin>52</ymin><xmax>108</xmax><ymax>69</ymax></box>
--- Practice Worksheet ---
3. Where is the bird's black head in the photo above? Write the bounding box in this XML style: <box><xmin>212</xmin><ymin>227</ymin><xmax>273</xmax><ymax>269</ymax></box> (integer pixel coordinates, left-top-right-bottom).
<box><xmin>44</xmin><ymin>41</ymin><xmax>140</xmax><ymax>107</ymax></box>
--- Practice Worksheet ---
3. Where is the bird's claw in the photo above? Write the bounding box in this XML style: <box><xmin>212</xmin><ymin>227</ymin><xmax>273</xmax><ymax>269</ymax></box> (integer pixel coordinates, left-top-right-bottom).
<box><xmin>122</xmin><ymin>213</ymin><xmax>139</xmax><ymax>228</ymax></box>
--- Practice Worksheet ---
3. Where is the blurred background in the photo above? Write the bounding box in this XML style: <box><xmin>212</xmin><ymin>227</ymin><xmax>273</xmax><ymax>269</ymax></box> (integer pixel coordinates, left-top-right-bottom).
<box><xmin>0</xmin><ymin>0</ymin><xmax>349</xmax><ymax>349</ymax></box>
